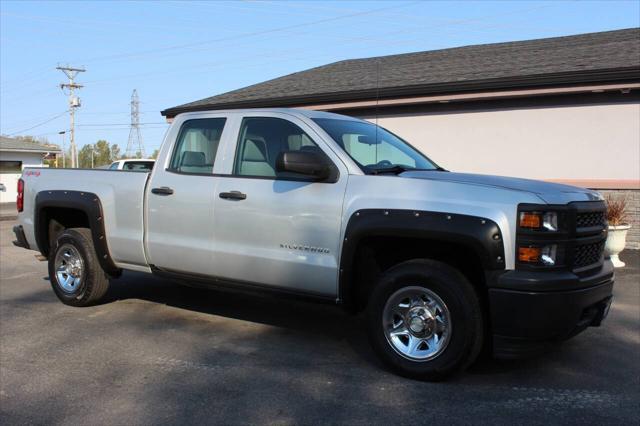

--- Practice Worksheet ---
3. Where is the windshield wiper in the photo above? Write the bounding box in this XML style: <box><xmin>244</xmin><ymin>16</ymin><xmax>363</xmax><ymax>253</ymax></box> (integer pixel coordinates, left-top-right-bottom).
<box><xmin>366</xmin><ymin>165</ymin><xmax>448</xmax><ymax>175</ymax></box>
<box><xmin>366</xmin><ymin>165</ymin><xmax>413</xmax><ymax>175</ymax></box>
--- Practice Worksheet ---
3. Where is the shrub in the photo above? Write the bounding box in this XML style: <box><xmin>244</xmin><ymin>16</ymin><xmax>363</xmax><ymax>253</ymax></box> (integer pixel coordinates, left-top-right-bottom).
<box><xmin>605</xmin><ymin>193</ymin><xmax>629</xmax><ymax>226</ymax></box>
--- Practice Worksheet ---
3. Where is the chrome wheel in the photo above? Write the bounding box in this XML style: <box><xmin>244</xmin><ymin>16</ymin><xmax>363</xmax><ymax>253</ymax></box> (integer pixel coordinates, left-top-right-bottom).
<box><xmin>54</xmin><ymin>244</ymin><xmax>84</xmax><ymax>293</ymax></box>
<box><xmin>383</xmin><ymin>286</ymin><xmax>452</xmax><ymax>361</ymax></box>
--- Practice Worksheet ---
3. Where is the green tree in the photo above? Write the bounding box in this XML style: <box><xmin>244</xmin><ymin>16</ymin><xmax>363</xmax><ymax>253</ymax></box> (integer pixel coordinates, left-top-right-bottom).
<box><xmin>61</xmin><ymin>147</ymin><xmax>72</xmax><ymax>168</ymax></box>
<box><xmin>110</xmin><ymin>144</ymin><xmax>121</xmax><ymax>162</ymax></box>
<box><xmin>74</xmin><ymin>140</ymin><xmax>122</xmax><ymax>168</ymax></box>
<box><xmin>78</xmin><ymin>144</ymin><xmax>94</xmax><ymax>168</ymax></box>
<box><xmin>150</xmin><ymin>149</ymin><xmax>159</xmax><ymax>159</ymax></box>
<box><xmin>93</xmin><ymin>140</ymin><xmax>112</xmax><ymax>167</ymax></box>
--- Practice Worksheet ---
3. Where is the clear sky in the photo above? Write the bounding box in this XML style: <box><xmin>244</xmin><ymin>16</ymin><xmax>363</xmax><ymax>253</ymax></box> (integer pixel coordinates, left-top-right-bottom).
<box><xmin>1</xmin><ymin>0</ymin><xmax>639</xmax><ymax>155</ymax></box>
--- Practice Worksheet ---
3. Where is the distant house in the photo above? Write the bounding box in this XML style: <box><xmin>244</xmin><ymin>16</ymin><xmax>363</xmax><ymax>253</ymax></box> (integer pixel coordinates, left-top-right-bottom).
<box><xmin>162</xmin><ymin>28</ymin><xmax>640</xmax><ymax>190</ymax></box>
<box><xmin>0</xmin><ymin>136</ymin><xmax>61</xmax><ymax>204</ymax></box>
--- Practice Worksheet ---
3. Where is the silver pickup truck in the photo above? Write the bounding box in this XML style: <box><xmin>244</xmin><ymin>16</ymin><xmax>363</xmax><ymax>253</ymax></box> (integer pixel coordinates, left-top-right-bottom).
<box><xmin>13</xmin><ymin>108</ymin><xmax>614</xmax><ymax>380</ymax></box>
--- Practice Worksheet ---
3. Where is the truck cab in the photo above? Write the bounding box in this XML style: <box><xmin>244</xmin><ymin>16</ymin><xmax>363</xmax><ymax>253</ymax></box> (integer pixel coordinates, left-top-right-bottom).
<box><xmin>13</xmin><ymin>108</ymin><xmax>614</xmax><ymax>380</ymax></box>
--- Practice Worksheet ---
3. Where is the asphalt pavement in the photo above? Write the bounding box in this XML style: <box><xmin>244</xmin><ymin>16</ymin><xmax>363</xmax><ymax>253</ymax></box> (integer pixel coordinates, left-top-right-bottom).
<box><xmin>1</xmin><ymin>220</ymin><xmax>638</xmax><ymax>425</ymax></box>
<box><xmin>0</xmin><ymin>203</ymin><xmax>17</xmax><ymax>221</ymax></box>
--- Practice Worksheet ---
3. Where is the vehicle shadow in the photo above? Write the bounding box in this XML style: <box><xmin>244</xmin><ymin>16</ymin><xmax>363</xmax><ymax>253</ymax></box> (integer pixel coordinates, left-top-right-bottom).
<box><xmin>101</xmin><ymin>270</ymin><xmax>566</xmax><ymax>379</ymax></box>
<box><xmin>103</xmin><ymin>270</ymin><xmax>381</xmax><ymax>368</ymax></box>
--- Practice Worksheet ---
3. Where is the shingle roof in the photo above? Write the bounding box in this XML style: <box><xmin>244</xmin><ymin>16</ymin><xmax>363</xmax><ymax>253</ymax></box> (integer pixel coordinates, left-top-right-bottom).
<box><xmin>162</xmin><ymin>28</ymin><xmax>640</xmax><ymax>117</ymax></box>
<box><xmin>0</xmin><ymin>136</ymin><xmax>61</xmax><ymax>153</ymax></box>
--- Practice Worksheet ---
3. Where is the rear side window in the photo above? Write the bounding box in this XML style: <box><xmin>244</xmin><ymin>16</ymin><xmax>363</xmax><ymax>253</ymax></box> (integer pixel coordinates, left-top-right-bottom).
<box><xmin>123</xmin><ymin>161</ymin><xmax>154</xmax><ymax>171</ymax></box>
<box><xmin>169</xmin><ymin>118</ymin><xmax>226</xmax><ymax>174</ymax></box>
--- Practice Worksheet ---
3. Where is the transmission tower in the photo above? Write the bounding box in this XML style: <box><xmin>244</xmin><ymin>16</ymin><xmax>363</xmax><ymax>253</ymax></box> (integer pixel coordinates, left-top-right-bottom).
<box><xmin>57</xmin><ymin>65</ymin><xmax>85</xmax><ymax>168</ymax></box>
<box><xmin>125</xmin><ymin>89</ymin><xmax>145</xmax><ymax>158</ymax></box>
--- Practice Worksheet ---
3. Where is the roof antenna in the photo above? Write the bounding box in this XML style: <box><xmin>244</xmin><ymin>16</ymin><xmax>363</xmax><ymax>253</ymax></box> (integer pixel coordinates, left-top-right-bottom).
<box><xmin>375</xmin><ymin>58</ymin><xmax>380</xmax><ymax>164</ymax></box>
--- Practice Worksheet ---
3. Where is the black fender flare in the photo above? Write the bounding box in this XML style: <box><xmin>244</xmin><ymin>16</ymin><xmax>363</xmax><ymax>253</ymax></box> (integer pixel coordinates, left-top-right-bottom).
<box><xmin>34</xmin><ymin>190</ymin><xmax>121</xmax><ymax>277</ymax></box>
<box><xmin>338</xmin><ymin>209</ymin><xmax>506</xmax><ymax>303</ymax></box>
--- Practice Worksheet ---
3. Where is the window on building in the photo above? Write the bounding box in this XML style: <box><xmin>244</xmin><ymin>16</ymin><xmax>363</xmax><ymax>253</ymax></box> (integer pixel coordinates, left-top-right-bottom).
<box><xmin>0</xmin><ymin>161</ymin><xmax>22</xmax><ymax>174</ymax></box>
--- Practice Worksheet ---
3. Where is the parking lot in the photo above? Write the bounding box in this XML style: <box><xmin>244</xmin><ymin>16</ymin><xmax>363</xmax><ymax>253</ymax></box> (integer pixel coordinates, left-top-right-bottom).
<box><xmin>1</xmin><ymin>220</ymin><xmax>638</xmax><ymax>424</ymax></box>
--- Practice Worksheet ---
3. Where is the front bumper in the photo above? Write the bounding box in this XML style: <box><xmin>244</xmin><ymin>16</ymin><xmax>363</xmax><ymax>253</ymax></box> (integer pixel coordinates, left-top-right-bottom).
<box><xmin>13</xmin><ymin>225</ymin><xmax>30</xmax><ymax>250</ymax></box>
<box><xmin>488</xmin><ymin>260</ymin><xmax>614</xmax><ymax>359</ymax></box>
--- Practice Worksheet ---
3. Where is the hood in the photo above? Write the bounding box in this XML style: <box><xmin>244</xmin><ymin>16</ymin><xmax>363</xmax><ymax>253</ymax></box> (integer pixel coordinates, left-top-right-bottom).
<box><xmin>400</xmin><ymin>171</ymin><xmax>603</xmax><ymax>204</ymax></box>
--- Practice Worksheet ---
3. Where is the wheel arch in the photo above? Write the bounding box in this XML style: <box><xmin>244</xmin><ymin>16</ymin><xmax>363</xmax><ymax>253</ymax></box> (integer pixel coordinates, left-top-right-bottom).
<box><xmin>34</xmin><ymin>190</ymin><xmax>121</xmax><ymax>277</ymax></box>
<box><xmin>338</xmin><ymin>209</ymin><xmax>505</xmax><ymax>312</ymax></box>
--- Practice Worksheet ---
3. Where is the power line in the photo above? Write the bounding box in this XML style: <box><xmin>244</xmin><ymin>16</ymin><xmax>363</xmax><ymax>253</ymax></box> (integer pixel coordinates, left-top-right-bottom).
<box><xmin>76</xmin><ymin>2</ymin><xmax>558</xmax><ymax>89</ymax></box>
<box><xmin>81</xmin><ymin>1</ymin><xmax>420</xmax><ymax>64</ymax></box>
<box><xmin>78</xmin><ymin>122</ymin><xmax>166</xmax><ymax>127</ymax></box>
<box><xmin>5</xmin><ymin>110</ymin><xmax>69</xmax><ymax>136</ymax></box>
<box><xmin>3</xmin><ymin>2</ymin><xmax>557</xmax><ymax>104</ymax></box>
<box><xmin>72</xmin><ymin>126</ymin><xmax>168</xmax><ymax>131</ymax></box>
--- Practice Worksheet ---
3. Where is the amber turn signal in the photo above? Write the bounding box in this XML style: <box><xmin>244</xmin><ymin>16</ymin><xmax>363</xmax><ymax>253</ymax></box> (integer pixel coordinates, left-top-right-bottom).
<box><xmin>519</xmin><ymin>212</ymin><xmax>541</xmax><ymax>229</ymax></box>
<box><xmin>518</xmin><ymin>246</ymin><xmax>541</xmax><ymax>263</ymax></box>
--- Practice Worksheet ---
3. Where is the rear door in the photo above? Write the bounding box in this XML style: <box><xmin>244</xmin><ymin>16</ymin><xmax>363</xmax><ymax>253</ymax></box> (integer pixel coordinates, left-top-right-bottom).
<box><xmin>211</xmin><ymin>112</ymin><xmax>348</xmax><ymax>297</ymax></box>
<box><xmin>145</xmin><ymin>114</ymin><xmax>231</xmax><ymax>276</ymax></box>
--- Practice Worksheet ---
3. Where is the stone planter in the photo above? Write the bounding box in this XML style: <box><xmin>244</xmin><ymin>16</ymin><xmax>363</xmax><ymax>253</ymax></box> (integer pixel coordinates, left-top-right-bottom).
<box><xmin>605</xmin><ymin>224</ymin><xmax>631</xmax><ymax>268</ymax></box>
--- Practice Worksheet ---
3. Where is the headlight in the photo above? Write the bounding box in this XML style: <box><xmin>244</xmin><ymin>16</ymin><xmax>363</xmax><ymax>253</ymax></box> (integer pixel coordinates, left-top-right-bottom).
<box><xmin>519</xmin><ymin>211</ymin><xmax>558</xmax><ymax>231</ymax></box>
<box><xmin>518</xmin><ymin>244</ymin><xmax>557</xmax><ymax>266</ymax></box>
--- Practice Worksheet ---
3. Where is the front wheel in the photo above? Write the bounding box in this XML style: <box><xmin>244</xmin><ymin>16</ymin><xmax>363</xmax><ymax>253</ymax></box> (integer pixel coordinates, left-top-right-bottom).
<box><xmin>48</xmin><ymin>228</ymin><xmax>110</xmax><ymax>307</ymax></box>
<box><xmin>366</xmin><ymin>259</ymin><xmax>484</xmax><ymax>381</ymax></box>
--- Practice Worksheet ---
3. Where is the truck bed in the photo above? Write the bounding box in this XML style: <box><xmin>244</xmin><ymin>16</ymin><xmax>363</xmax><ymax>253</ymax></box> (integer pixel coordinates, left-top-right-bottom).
<box><xmin>20</xmin><ymin>168</ymin><xmax>150</xmax><ymax>269</ymax></box>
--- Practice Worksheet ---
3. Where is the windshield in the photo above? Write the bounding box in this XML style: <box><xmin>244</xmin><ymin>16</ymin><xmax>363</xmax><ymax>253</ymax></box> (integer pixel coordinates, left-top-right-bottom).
<box><xmin>312</xmin><ymin>118</ymin><xmax>440</xmax><ymax>174</ymax></box>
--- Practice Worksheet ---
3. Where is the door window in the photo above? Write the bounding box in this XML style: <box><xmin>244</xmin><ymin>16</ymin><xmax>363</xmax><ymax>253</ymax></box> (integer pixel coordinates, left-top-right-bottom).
<box><xmin>169</xmin><ymin>118</ymin><xmax>226</xmax><ymax>174</ymax></box>
<box><xmin>234</xmin><ymin>117</ymin><xmax>323</xmax><ymax>179</ymax></box>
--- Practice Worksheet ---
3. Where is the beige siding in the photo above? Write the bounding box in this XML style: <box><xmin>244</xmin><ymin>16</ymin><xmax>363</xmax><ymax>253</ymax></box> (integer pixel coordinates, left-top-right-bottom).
<box><xmin>361</xmin><ymin>102</ymin><xmax>640</xmax><ymax>181</ymax></box>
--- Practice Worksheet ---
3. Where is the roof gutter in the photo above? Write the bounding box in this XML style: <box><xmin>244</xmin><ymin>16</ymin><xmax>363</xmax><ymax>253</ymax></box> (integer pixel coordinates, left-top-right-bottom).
<box><xmin>300</xmin><ymin>82</ymin><xmax>640</xmax><ymax>111</ymax></box>
<box><xmin>0</xmin><ymin>148</ymin><xmax>62</xmax><ymax>154</ymax></box>
<box><xmin>161</xmin><ymin>67</ymin><xmax>640</xmax><ymax>118</ymax></box>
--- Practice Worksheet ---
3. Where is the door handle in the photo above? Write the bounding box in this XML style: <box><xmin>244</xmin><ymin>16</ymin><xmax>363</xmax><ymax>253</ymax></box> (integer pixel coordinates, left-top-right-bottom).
<box><xmin>219</xmin><ymin>190</ymin><xmax>246</xmax><ymax>200</ymax></box>
<box><xmin>151</xmin><ymin>186</ymin><xmax>174</xmax><ymax>196</ymax></box>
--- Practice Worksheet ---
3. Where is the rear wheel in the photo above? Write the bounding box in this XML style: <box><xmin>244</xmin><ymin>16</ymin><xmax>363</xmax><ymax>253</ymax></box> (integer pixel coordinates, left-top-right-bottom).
<box><xmin>366</xmin><ymin>259</ymin><xmax>484</xmax><ymax>381</ymax></box>
<box><xmin>48</xmin><ymin>228</ymin><xmax>110</xmax><ymax>306</ymax></box>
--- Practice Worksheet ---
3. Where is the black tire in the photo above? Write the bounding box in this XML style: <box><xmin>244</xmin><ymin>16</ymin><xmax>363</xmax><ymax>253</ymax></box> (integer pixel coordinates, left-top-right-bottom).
<box><xmin>48</xmin><ymin>228</ymin><xmax>110</xmax><ymax>307</ymax></box>
<box><xmin>366</xmin><ymin>259</ymin><xmax>484</xmax><ymax>381</ymax></box>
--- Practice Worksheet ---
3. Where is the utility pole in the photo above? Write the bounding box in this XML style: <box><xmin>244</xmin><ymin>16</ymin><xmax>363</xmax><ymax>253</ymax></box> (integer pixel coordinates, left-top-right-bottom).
<box><xmin>57</xmin><ymin>65</ymin><xmax>85</xmax><ymax>168</ymax></box>
<box><xmin>125</xmin><ymin>89</ymin><xmax>145</xmax><ymax>158</ymax></box>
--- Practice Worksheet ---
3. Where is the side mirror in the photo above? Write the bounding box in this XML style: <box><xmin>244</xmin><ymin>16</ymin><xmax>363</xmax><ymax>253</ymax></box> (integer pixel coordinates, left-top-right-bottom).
<box><xmin>276</xmin><ymin>150</ymin><xmax>331</xmax><ymax>180</ymax></box>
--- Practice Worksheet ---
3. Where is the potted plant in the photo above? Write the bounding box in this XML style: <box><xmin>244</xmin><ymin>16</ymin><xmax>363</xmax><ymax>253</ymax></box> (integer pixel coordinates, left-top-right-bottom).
<box><xmin>604</xmin><ymin>193</ymin><xmax>631</xmax><ymax>268</ymax></box>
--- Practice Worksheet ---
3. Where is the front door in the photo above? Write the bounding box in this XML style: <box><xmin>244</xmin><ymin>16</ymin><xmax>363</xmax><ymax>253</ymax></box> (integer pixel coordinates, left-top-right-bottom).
<box><xmin>145</xmin><ymin>116</ymin><xmax>229</xmax><ymax>276</ymax></box>
<box><xmin>212</xmin><ymin>114</ymin><xmax>348</xmax><ymax>297</ymax></box>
